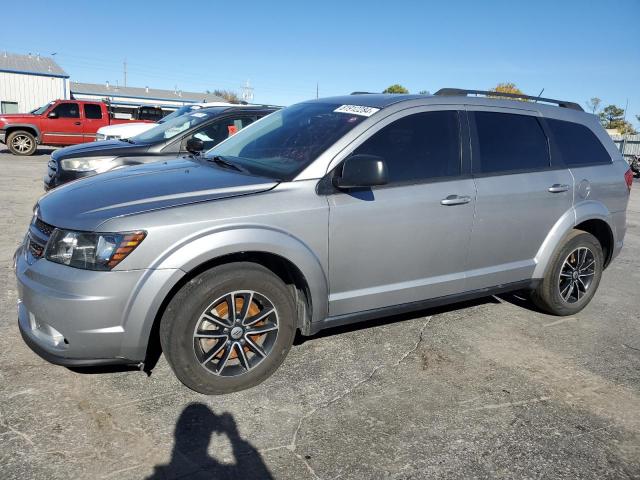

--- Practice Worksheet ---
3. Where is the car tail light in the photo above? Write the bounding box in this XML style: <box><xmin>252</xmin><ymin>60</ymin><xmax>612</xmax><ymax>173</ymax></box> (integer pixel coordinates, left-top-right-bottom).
<box><xmin>625</xmin><ymin>168</ymin><xmax>633</xmax><ymax>192</ymax></box>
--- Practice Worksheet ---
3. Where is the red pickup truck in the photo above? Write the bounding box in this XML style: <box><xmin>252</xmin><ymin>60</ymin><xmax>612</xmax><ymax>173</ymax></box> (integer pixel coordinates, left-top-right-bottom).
<box><xmin>0</xmin><ymin>100</ymin><xmax>154</xmax><ymax>156</ymax></box>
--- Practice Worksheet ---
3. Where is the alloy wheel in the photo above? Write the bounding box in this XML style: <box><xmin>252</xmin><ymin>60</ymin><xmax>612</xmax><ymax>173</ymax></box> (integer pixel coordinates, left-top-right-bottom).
<box><xmin>11</xmin><ymin>134</ymin><xmax>33</xmax><ymax>153</ymax></box>
<box><xmin>558</xmin><ymin>247</ymin><xmax>596</xmax><ymax>303</ymax></box>
<box><xmin>193</xmin><ymin>290</ymin><xmax>279</xmax><ymax>376</ymax></box>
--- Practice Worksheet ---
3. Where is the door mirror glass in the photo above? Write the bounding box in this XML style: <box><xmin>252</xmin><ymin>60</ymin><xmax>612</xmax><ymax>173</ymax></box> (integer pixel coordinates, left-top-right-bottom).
<box><xmin>333</xmin><ymin>154</ymin><xmax>388</xmax><ymax>189</ymax></box>
<box><xmin>47</xmin><ymin>111</ymin><xmax>58</xmax><ymax>119</ymax></box>
<box><xmin>186</xmin><ymin>137</ymin><xmax>204</xmax><ymax>154</ymax></box>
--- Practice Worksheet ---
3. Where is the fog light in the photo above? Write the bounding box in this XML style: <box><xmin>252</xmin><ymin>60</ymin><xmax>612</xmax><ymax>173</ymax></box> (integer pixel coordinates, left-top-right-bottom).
<box><xmin>29</xmin><ymin>312</ymin><xmax>67</xmax><ymax>348</ymax></box>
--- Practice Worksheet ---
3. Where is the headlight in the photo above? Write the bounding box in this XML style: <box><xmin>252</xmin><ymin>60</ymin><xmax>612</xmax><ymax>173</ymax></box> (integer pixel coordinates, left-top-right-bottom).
<box><xmin>60</xmin><ymin>157</ymin><xmax>116</xmax><ymax>172</ymax></box>
<box><xmin>45</xmin><ymin>229</ymin><xmax>146</xmax><ymax>270</ymax></box>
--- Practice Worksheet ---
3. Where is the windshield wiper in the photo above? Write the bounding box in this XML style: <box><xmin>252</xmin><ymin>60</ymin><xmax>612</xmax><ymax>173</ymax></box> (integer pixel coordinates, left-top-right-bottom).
<box><xmin>119</xmin><ymin>138</ymin><xmax>135</xmax><ymax>144</ymax></box>
<box><xmin>207</xmin><ymin>155</ymin><xmax>244</xmax><ymax>172</ymax></box>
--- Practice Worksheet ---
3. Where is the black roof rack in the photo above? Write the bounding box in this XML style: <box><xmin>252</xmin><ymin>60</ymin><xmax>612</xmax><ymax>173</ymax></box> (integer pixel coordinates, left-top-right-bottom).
<box><xmin>350</xmin><ymin>91</ymin><xmax>375</xmax><ymax>95</ymax></box>
<box><xmin>434</xmin><ymin>88</ymin><xmax>583</xmax><ymax>111</ymax></box>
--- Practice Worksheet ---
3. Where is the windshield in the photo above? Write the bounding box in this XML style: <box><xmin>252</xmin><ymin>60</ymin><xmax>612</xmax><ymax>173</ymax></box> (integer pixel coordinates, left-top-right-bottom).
<box><xmin>204</xmin><ymin>103</ymin><xmax>371</xmax><ymax>180</ymax></box>
<box><xmin>158</xmin><ymin>105</ymin><xmax>199</xmax><ymax>124</ymax></box>
<box><xmin>31</xmin><ymin>101</ymin><xmax>54</xmax><ymax>115</ymax></box>
<box><xmin>130</xmin><ymin>110</ymin><xmax>220</xmax><ymax>144</ymax></box>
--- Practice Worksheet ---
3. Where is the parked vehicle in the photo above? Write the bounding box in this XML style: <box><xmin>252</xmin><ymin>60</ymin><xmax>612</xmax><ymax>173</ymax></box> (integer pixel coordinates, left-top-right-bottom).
<box><xmin>16</xmin><ymin>89</ymin><xmax>632</xmax><ymax>394</ymax></box>
<box><xmin>629</xmin><ymin>155</ymin><xmax>640</xmax><ymax>177</ymax></box>
<box><xmin>44</xmin><ymin>105</ymin><xmax>277</xmax><ymax>190</ymax></box>
<box><xmin>95</xmin><ymin>102</ymin><xmax>249</xmax><ymax>141</ymax></box>
<box><xmin>0</xmin><ymin>100</ymin><xmax>154</xmax><ymax>155</ymax></box>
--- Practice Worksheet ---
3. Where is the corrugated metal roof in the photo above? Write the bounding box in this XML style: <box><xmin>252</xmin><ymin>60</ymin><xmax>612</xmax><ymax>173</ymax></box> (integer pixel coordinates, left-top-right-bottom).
<box><xmin>611</xmin><ymin>134</ymin><xmax>640</xmax><ymax>156</ymax></box>
<box><xmin>0</xmin><ymin>51</ymin><xmax>68</xmax><ymax>77</ymax></box>
<box><xmin>70</xmin><ymin>82</ymin><xmax>226</xmax><ymax>103</ymax></box>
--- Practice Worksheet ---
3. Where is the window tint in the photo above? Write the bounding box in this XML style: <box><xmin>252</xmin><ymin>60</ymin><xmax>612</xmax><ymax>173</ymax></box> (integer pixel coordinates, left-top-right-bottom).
<box><xmin>84</xmin><ymin>104</ymin><xmax>102</xmax><ymax>119</ymax></box>
<box><xmin>52</xmin><ymin>103</ymin><xmax>80</xmax><ymax>118</ymax></box>
<box><xmin>353</xmin><ymin>111</ymin><xmax>461</xmax><ymax>183</ymax></box>
<box><xmin>546</xmin><ymin>118</ymin><xmax>611</xmax><ymax>166</ymax></box>
<box><xmin>473</xmin><ymin>112</ymin><xmax>549</xmax><ymax>174</ymax></box>
<box><xmin>191</xmin><ymin>117</ymin><xmax>254</xmax><ymax>150</ymax></box>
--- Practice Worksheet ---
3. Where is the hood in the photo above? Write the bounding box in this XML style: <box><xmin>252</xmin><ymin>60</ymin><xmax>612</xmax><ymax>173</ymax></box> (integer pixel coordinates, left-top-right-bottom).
<box><xmin>52</xmin><ymin>139</ymin><xmax>149</xmax><ymax>160</ymax></box>
<box><xmin>0</xmin><ymin>113</ymin><xmax>40</xmax><ymax>122</ymax></box>
<box><xmin>98</xmin><ymin>122</ymin><xmax>156</xmax><ymax>136</ymax></box>
<box><xmin>38</xmin><ymin>158</ymin><xmax>278</xmax><ymax>231</ymax></box>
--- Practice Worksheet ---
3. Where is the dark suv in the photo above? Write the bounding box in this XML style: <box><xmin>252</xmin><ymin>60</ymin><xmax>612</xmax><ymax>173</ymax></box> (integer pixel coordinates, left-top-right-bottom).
<box><xmin>44</xmin><ymin>105</ymin><xmax>278</xmax><ymax>190</ymax></box>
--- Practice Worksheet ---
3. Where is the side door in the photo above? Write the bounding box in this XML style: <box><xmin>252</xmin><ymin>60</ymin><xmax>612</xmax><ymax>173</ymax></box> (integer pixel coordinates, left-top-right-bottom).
<box><xmin>327</xmin><ymin>108</ymin><xmax>477</xmax><ymax>317</ymax></box>
<box><xmin>465</xmin><ymin>108</ymin><xmax>574</xmax><ymax>290</ymax></box>
<box><xmin>41</xmin><ymin>102</ymin><xmax>83</xmax><ymax>145</ymax></box>
<box><xmin>177</xmin><ymin>115</ymin><xmax>256</xmax><ymax>153</ymax></box>
<box><xmin>82</xmin><ymin>103</ymin><xmax>106</xmax><ymax>142</ymax></box>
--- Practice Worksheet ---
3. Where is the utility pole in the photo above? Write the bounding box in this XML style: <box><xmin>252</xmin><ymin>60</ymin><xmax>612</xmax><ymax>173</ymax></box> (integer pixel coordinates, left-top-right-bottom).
<box><xmin>123</xmin><ymin>58</ymin><xmax>127</xmax><ymax>88</ymax></box>
<box><xmin>241</xmin><ymin>80</ymin><xmax>254</xmax><ymax>103</ymax></box>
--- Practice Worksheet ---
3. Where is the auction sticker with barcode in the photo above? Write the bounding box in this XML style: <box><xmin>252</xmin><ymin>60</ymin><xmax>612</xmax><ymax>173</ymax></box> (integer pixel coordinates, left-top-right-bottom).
<box><xmin>334</xmin><ymin>105</ymin><xmax>380</xmax><ymax>117</ymax></box>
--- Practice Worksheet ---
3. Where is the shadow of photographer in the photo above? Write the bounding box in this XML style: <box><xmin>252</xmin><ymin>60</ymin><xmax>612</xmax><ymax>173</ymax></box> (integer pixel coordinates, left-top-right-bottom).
<box><xmin>147</xmin><ymin>402</ymin><xmax>273</xmax><ymax>480</ymax></box>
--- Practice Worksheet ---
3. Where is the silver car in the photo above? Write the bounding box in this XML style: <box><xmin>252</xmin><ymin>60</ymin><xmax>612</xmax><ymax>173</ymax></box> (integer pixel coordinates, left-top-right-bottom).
<box><xmin>15</xmin><ymin>89</ymin><xmax>633</xmax><ymax>394</ymax></box>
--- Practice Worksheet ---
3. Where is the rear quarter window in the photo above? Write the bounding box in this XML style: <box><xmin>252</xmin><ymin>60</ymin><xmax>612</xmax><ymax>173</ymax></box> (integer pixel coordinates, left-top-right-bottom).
<box><xmin>472</xmin><ymin>111</ymin><xmax>550</xmax><ymax>174</ymax></box>
<box><xmin>546</xmin><ymin>118</ymin><xmax>612</xmax><ymax>166</ymax></box>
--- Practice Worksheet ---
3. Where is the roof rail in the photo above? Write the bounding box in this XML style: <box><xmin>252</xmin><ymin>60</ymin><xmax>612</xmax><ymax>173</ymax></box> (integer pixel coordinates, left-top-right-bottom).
<box><xmin>350</xmin><ymin>91</ymin><xmax>375</xmax><ymax>95</ymax></box>
<box><xmin>434</xmin><ymin>88</ymin><xmax>583</xmax><ymax>111</ymax></box>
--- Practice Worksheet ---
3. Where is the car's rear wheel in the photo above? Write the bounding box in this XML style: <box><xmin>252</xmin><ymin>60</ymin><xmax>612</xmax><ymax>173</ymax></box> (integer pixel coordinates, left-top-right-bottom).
<box><xmin>531</xmin><ymin>230</ymin><xmax>604</xmax><ymax>316</ymax></box>
<box><xmin>7</xmin><ymin>130</ymin><xmax>37</xmax><ymax>156</ymax></box>
<box><xmin>160</xmin><ymin>262</ymin><xmax>296</xmax><ymax>394</ymax></box>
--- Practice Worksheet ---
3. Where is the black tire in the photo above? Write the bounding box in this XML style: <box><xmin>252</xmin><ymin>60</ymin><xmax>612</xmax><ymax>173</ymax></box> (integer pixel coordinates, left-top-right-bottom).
<box><xmin>160</xmin><ymin>262</ymin><xmax>297</xmax><ymax>394</ymax></box>
<box><xmin>7</xmin><ymin>130</ymin><xmax>37</xmax><ymax>156</ymax></box>
<box><xmin>531</xmin><ymin>230</ymin><xmax>604</xmax><ymax>316</ymax></box>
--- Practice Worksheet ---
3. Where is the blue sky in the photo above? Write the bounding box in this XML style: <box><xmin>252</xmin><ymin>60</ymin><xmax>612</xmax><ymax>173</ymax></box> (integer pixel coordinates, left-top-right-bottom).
<box><xmin>2</xmin><ymin>0</ymin><xmax>639</xmax><ymax>126</ymax></box>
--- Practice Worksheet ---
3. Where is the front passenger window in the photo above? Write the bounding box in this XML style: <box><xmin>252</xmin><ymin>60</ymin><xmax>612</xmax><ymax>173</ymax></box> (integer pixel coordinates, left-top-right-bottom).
<box><xmin>352</xmin><ymin>111</ymin><xmax>461</xmax><ymax>184</ymax></box>
<box><xmin>51</xmin><ymin>103</ymin><xmax>80</xmax><ymax>118</ymax></box>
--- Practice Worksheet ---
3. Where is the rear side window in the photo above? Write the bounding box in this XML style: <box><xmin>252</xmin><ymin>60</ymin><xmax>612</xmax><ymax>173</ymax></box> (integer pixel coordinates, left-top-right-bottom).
<box><xmin>546</xmin><ymin>118</ymin><xmax>611</xmax><ymax>166</ymax></box>
<box><xmin>84</xmin><ymin>104</ymin><xmax>103</xmax><ymax>119</ymax></box>
<box><xmin>353</xmin><ymin>110</ymin><xmax>461</xmax><ymax>184</ymax></box>
<box><xmin>473</xmin><ymin>111</ymin><xmax>549</xmax><ymax>174</ymax></box>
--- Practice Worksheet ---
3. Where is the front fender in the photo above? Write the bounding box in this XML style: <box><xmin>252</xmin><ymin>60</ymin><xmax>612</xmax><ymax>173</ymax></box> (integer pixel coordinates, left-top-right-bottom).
<box><xmin>5</xmin><ymin>123</ymin><xmax>42</xmax><ymax>142</ymax></box>
<box><xmin>120</xmin><ymin>226</ymin><xmax>329</xmax><ymax>360</ymax></box>
<box><xmin>532</xmin><ymin>200</ymin><xmax>613</xmax><ymax>278</ymax></box>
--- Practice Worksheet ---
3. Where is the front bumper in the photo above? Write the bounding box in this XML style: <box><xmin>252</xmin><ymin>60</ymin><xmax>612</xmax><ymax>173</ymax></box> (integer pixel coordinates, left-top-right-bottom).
<box><xmin>15</xmin><ymin>244</ymin><xmax>151</xmax><ymax>366</ymax></box>
<box><xmin>0</xmin><ymin>129</ymin><xmax>6</xmax><ymax>144</ymax></box>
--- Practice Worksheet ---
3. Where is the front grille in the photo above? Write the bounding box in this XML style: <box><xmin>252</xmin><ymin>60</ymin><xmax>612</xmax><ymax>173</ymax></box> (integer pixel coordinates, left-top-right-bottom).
<box><xmin>35</xmin><ymin>217</ymin><xmax>54</xmax><ymax>236</ymax></box>
<box><xmin>27</xmin><ymin>217</ymin><xmax>55</xmax><ymax>260</ymax></box>
<box><xmin>47</xmin><ymin>159</ymin><xmax>58</xmax><ymax>178</ymax></box>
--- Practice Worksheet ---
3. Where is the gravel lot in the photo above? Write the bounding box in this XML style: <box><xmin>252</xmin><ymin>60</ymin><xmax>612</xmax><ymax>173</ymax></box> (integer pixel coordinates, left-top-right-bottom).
<box><xmin>1</xmin><ymin>148</ymin><xmax>639</xmax><ymax>480</ymax></box>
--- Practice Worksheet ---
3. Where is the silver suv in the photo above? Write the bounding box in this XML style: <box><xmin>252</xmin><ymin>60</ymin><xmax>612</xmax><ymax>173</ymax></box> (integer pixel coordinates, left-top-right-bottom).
<box><xmin>15</xmin><ymin>89</ymin><xmax>633</xmax><ymax>394</ymax></box>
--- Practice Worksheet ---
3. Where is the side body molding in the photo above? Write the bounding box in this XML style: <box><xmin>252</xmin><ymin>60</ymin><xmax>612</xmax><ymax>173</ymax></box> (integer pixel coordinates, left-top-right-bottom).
<box><xmin>533</xmin><ymin>200</ymin><xmax>613</xmax><ymax>278</ymax></box>
<box><xmin>119</xmin><ymin>226</ymin><xmax>329</xmax><ymax>360</ymax></box>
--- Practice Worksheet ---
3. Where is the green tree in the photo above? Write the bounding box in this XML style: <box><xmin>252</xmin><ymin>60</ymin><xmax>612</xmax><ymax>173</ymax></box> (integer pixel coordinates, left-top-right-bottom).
<box><xmin>584</xmin><ymin>97</ymin><xmax>601</xmax><ymax>114</ymax></box>
<box><xmin>383</xmin><ymin>84</ymin><xmax>409</xmax><ymax>94</ymax></box>
<box><xmin>599</xmin><ymin>105</ymin><xmax>636</xmax><ymax>134</ymax></box>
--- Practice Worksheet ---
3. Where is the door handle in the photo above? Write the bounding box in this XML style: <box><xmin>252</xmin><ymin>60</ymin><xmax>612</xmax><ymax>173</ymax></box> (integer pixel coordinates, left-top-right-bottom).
<box><xmin>548</xmin><ymin>184</ymin><xmax>570</xmax><ymax>193</ymax></box>
<box><xmin>74</xmin><ymin>121</ymin><xmax>81</xmax><ymax>126</ymax></box>
<box><xmin>440</xmin><ymin>194</ymin><xmax>472</xmax><ymax>206</ymax></box>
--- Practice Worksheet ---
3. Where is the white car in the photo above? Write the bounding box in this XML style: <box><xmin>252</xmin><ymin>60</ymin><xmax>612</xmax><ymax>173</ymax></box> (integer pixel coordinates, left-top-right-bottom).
<box><xmin>95</xmin><ymin>102</ymin><xmax>240</xmax><ymax>141</ymax></box>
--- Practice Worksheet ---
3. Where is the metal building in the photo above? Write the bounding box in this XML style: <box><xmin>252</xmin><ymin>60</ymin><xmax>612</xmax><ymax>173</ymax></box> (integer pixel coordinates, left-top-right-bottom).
<box><xmin>0</xmin><ymin>52</ymin><xmax>70</xmax><ymax>113</ymax></box>
<box><xmin>70</xmin><ymin>82</ymin><xmax>226</xmax><ymax>114</ymax></box>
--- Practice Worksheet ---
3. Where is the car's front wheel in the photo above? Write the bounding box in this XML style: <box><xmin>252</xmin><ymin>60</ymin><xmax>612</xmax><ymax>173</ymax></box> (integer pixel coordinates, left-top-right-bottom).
<box><xmin>7</xmin><ymin>130</ymin><xmax>37</xmax><ymax>156</ymax></box>
<box><xmin>531</xmin><ymin>230</ymin><xmax>604</xmax><ymax>316</ymax></box>
<box><xmin>160</xmin><ymin>262</ymin><xmax>297</xmax><ymax>394</ymax></box>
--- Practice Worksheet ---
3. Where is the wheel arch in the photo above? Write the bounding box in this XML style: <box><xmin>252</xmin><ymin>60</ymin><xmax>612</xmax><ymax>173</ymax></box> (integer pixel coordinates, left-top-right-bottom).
<box><xmin>533</xmin><ymin>201</ymin><xmax>615</xmax><ymax>278</ymax></box>
<box><xmin>121</xmin><ymin>227</ymin><xmax>328</xmax><ymax>365</ymax></box>
<box><xmin>5</xmin><ymin>124</ymin><xmax>41</xmax><ymax>142</ymax></box>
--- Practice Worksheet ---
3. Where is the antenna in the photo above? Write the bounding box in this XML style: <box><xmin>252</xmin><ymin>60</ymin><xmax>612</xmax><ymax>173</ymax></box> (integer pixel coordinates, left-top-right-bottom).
<box><xmin>534</xmin><ymin>88</ymin><xmax>545</xmax><ymax>103</ymax></box>
<box><xmin>123</xmin><ymin>58</ymin><xmax>127</xmax><ymax>88</ymax></box>
<box><xmin>316</xmin><ymin>82</ymin><xmax>319</xmax><ymax>99</ymax></box>
<box><xmin>241</xmin><ymin>80</ymin><xmax>254</xmax><ymax>102</ymax></box>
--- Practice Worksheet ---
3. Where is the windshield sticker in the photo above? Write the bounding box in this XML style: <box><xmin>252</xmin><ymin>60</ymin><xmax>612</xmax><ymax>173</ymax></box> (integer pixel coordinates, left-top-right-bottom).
<box><xmin>334</xmin><ymin>105</ymin><xmax>380</xmax><ymax>117</ymax></box>
<box><xmin>190</xmin><ymin>112</ymin><xmax>208</xmax><ymax>118</ymax></box>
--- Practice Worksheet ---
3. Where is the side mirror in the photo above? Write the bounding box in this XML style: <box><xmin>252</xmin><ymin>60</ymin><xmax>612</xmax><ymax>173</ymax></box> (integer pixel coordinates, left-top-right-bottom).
<box><xmin>186</xmin><ymin>137</ymin><xmax>204</xmax><ymax>154</ymax></box>
<box><xmin>333</xmin><ymin>154</ymin><xmax>388</xmax><ymax>189</ymax></box>
<box><xmin>47</xmin><ymin>111</ymin><xmax>58</xmax><ymax>119</ymax></box>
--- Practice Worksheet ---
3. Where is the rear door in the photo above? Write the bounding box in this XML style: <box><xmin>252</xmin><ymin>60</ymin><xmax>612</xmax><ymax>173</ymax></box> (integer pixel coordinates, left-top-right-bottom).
<box><xmin>327</xmin><ymin>108</ymin><xmax>476</xmax><ymax>316</ymax></box>
<box><xmin>41</xmin><ymin>102</ymin><xmax>83</xmax><ymax>145</ymax></box>
<box><xmin>82</xmin><ymin>103</ymin><xmax>106</xmax><ymax>142</ymax></box>
<box><xmin>465</xmin><ymin>108</ymin><xmax>574</xmax><ymax>290</ymax></box>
